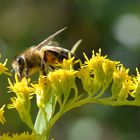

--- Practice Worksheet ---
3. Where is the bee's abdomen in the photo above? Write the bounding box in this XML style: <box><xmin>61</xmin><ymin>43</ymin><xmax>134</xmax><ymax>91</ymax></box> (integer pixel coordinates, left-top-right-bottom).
<box><xmin>43</xmin><ymin>48</ymin><xmax>76</xmax><ymax>64</ymax></box>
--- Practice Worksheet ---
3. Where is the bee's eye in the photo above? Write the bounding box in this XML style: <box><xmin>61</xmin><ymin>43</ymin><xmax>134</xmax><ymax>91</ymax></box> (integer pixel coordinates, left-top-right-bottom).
<box><xmin>16</xmin><ymin>57</ymin><xmax>24</xmax><ymax>66</ymax></box>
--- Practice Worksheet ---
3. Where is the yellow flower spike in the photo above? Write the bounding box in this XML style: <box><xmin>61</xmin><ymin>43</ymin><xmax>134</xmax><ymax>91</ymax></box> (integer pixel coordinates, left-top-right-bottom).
<box><xmin>83</xmin><ymin>50</ymin><xmax>117</xmax><ymax>88</ymax></box>
<box><xmin>32</xmin><ymin>75</ymin><xmax>52</xmax><ymax>109</ymax></box>
<box><xmin>0</xmin><ymin>58</ymin><xmax>11</xmax><ymax>76</ymax></box>
<box><xmin>117</xmin><ymin>80</ymin><xmax>135</xmax><ymax>101</ymax></box>
<box><xmin>55</xmin><ymin>56</ymin><xmax>78</xmax><ymax>70</ymax></box>
<box><xmin>0</xmin><ymin>105</ymin><xmax>6</xmax><ymax>124</ymax></box>
<box><xmin>131</xmin><ymin>68</ymin><xmax>140</xmax><ymax>99</ymax></box>
<box><xmin>8</xmin><ymin>76</ymin><xmax>34</xmax><ymax>98</ymax></box>
<box><xmin>8</xmin><ymin>76</ymin><xmax>34</xmax><ymax>131</ymax></box>
<box><xmin>63</xmin><ymin>57</ymin><xmax>79</xmax><ymax>70</ymax></box>
<box><xmin>80</xmin><ymin>50</ymin><xmax>119</xmax><ymax>97</ymax></box>
<box><xmin>111</xmin><ymin>66</ymin><xmax>131</xmax><ymax>99</ymax></box>
<box><xmin>48</xmin><ymin>70</ymin><xmax>63</xmax><ymax>99</ymax></box>
<box><xmin>102</xmin><ymin>59</ymin><xmax>118</xmax><ymax>85</ymax></box>
<box><xmin>78</xmin><ymin>67</ymin><xmax>101</xmax><ymax>96</ymax></box>
<box><xmin>48</xmin><ymin>69</ymin><xmax>77</xmax><ymax>103</ymax></box>
<box><xmin>84</xmin><ymin>50</ymin><xmax>107</xmax><ymax>84</ymax></box>
<box><xmin>8</xmin><ymin>97</ymin><xmax>34</xmax><ymax>131</ymax></box>
<box><xmin>60</xmin><ymin>69</ymin><xmax>78</xmax><ymax>98</ymax></box>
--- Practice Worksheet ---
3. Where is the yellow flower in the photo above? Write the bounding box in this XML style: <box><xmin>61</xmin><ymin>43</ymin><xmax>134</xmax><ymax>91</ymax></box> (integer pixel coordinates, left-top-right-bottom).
<box><xmin>102</xmin><ymin>59</ymin><xmax>119</xmax><ymax>84</ymax></box>
<box><xmin>84</xmin><ymin>49</ymin><xmax>117</xmax><ymax>85</ymax></box>
<box><xmin>131</xmin><ymin>69</ymin><xmax>140</xmax><ymax>99</ymax></box>
<box><xmin>83</xmin><ymin>51</ymin><xmax>106</xmax><ymax>83</ymax></box>
<box><xmin>32</xmin><ymin>75</ymin><xmax>52</xmax><ymax>109</ymax></box>
<box><xmin>48</xmin><ymin>69</ymin><xmax>77</xmax><ymax>98</ymax></box>
<box><xmin>54</xmin><ymin>56</ymin><xmax>79</xmax><ymax>70</ymax></box>
<box><xmin>117</xmin><ymin>80</ymin><xmax>135</xmax><ymax>100</ymax></box>
<box><xmin>77</xmin><ymin>67</ymin><xmax>101</xmax><ymax>96</ymax></box>
<box><xmin>112</xmin><ymin>67</ymin><xmax>131</xmax><ymax>99</ymax></box>
<box><xmin>8</xmin><ymin>76</ymin><xmax>34</xmax><ymax>131</ymax></box>
<box><xmin>0</xmin><ymin>58</ymin><xmax>11</xmax><ymax>76</ymax></box>
<box><xmin>0</xmin><ymin>132</ymin><xmax>37</xmax><ymax>140</ymax></box>
<box><xmin>79</xmin><ymin>50</ymin><xmax>118</xmax><ymax>97</ymax></box>
<box><xmin>8</xmin><ymin>75</ymin><xmax>34</xmax><ymax>98</ymax></box>
<box><xmin>32</xmin><ymin>68</ymin><xmax>77</xmax><ymax>109</ymax></box>
<box><xmin>0</xmin><ymin>105</ymin><xmax>6</xmax><ymax>124</ymax></box>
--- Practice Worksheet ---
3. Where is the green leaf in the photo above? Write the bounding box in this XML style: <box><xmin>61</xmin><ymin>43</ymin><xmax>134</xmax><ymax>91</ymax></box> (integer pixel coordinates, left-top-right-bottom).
<box><xmin>34</xmin><ymin>102</ymin><xmax>53</xmax><ymax>135</ymax></box>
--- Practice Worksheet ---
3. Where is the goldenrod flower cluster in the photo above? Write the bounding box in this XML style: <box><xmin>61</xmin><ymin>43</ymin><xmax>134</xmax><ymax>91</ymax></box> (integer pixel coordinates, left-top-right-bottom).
<box><xmin>0</xmin><ymin>55</ymin><xmax>10</xmax><ymax>125</ymax></box>
<box><xmin>8</xmin><ymin>76</ymin><xmax>34</xmax><ymax>131</ymax></box>
<box><xmin>0</xmin><ymin>105</ymin><xmax>6</xmax><ymax>124</ymax></box>
<box><xmin>0</xmin><ymin>55</ymin><xmax>11</xmax><ymax>76</ymax></box>
<box><xmin>0</xmin><ymin>50</ymin><xmax>140</xmax><ymax>140</ymax></box>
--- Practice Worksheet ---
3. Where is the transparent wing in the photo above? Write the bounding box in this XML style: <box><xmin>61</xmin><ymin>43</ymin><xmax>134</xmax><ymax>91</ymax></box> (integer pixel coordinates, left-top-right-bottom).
<box><xmin>34</xmin><ymin>27</ymin><xmax>67</xmax><ymax>51</ymax></box>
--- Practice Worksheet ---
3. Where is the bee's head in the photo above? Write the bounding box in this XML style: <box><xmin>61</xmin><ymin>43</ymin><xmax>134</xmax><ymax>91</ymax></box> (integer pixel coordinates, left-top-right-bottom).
<box><xmin>12</xmin><ymin>56</ymin><xmax>25</xmax><ymax>81</ymax></box>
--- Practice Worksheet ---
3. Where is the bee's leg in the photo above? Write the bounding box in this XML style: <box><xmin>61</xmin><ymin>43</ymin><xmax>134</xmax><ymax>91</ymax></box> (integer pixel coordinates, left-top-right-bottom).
<box><xmin>25</xmin><ymin>67</ymin><xmax>29</xmax><ymax>80</ymax></box>
<box><xmin>49</xmin><ymin>65</ymin><xmax>55</xmax><ymax>71</ymax></box>
<box><xmin>17</xmin><ymin>68</ymin><xmax>23</xmax><ymax>81</ymax></box>
<box><xmin>40</xmin><ymin>60</ymin><xmax>47</xmax><ymax>76</ymax></box>
<box><xmin>17</xmin><ymin>73</ymin><xmax>22</xmax><ymax>82</ymax></box>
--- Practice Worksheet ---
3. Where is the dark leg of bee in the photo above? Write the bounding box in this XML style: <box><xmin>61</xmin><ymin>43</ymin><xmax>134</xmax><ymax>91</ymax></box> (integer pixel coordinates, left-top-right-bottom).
<box><xmin>49</xmin><ymin>65</ymin><xmax>55</xmax><ymax>71</ymax></box>
<box><xmin>40</xmin><ymin>60</ymin><xmax>46</xmax><ymax>76</ymax></box>
<box><xmin>25</xmin><ymin>67</ymin><xmax>29</xmax><ymax>79</ymax></box>
<box><xmin>43</xmin><ymin>51</ymin><xmax>47</xmax><ymax>62</ymax></box>
<box><xmin>17</xmin><ymin>72</ymin><xmax>22</xmax><ymax>82</ymax></box>
<box><xmin>17</xmin><ymin>67</ymin><xmax>24</xmax><ymax>81</ymax></box>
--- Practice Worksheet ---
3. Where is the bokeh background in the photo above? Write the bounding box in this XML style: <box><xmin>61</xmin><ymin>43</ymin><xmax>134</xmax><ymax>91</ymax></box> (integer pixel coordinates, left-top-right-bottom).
<box><xmin>0</xmin><ymin>0</ymin><xmax>140</xmax><ymax>140</ymax></box>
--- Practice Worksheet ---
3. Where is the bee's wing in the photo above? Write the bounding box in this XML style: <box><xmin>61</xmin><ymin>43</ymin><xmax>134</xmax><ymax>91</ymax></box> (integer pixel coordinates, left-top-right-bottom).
<box><xmin>34</xmin><ymin>27</ymin><xmax>67</xmax><ymax>51</ymax></box>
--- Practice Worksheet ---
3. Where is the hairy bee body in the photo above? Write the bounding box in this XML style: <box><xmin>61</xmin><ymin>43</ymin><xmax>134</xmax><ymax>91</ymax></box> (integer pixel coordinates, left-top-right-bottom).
<box><xmin>12</xmin><ymin>28</ymin><xmax>75</xmax><ymax>80</ymax></box>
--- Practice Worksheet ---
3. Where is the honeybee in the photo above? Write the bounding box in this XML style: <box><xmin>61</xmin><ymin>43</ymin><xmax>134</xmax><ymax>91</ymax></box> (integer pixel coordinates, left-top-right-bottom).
<box><xmin>12</xmin><ymin>28</ymin><xmax>80</xmax><ymax>81</ymax></box>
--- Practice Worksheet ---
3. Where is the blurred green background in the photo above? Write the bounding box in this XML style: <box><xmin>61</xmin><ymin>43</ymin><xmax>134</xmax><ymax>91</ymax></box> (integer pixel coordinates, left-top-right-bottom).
<box><xmin>0</xmin><ymin>0</ymin><xmax>140</xmax><ymax>140</ymax></box>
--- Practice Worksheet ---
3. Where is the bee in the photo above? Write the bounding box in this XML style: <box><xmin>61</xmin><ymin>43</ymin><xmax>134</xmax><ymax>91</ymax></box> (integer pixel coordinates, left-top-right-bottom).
<box><xmin>12</xmin><ymin>28</ymin><xmax>81</xmax><ymax>81</ymax></box>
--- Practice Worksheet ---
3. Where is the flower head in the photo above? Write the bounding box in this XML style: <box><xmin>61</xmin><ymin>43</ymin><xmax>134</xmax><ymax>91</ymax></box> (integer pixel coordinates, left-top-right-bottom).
<box><xmin>83</xmin><ymin>49</ymin><xmax>118</xmax><ymax>86</ymax></box>
<box><xmin>0</xmin><ymin>58</ymin><xmax>11</xmax><ymax>76</ymax></box>
<box><xmin>8</xmin><ymin>75</ymin><xmax>34</xmax><ymax>98</ymax></box>
<box><xmin>48</xmin><ymin>69</ymin><xmax>77</xmax><ymax>98</ymax></box>
<box><xmin>32</xmin><ymin>75</ymin><xmax>52</xmax><ymax>109</ymax></box>
<box><xmin>79</xmin><ymin>50</ymin><xmax>118</xmax><ymax>96</ymax></box>
<box><xmin>117</xmin><ymin>80</ymin><xmax>135</xmax><ymax>100</ymax></box>
<box><xmin>131</xmin><ymin>69</ymin><xmax>140</xmax><ymax>99</ymax></box>
<box><xmin>0</xmin><ymin>105</ymin><xmax>6</xmax><ymax>124</ymax></box>
<box><xmin>78</xmin><ymin>67</ymin><xmax>101</xmax><ymax>96</ymax></box>
<box><xmin>54</xmin><ymin>56</ymin><xmax>79</xmax><ymax>70</ymax></box>
<box><xmin>111</xmin><ymin>67</ymin><xmax>131</xmax><ymax>99</ymax></box>
<box><xmin>8</xmin><ymin>76</ymin><xmax>34</xmax><ymax>131</ymax></box>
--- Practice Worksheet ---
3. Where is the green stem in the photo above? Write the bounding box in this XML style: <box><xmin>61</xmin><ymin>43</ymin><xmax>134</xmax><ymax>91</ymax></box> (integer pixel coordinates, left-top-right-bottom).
<box><xmin>51</xmin><ymin>98</ymin><xmax>57</xmax><ymax>117</ymax></box>
<box><xmin>44</xmin><ymin>107</ymin><xmax>65</xmax><ymax>140</ymax></box>
<box><xmin>65</xmin><ymin>98</ymin><xmax>140</xmax><ymax>113</ymax></box>
<box><xmin>42</xmin><ymin>95</ymin><xmax>140</xmax><ymax>139</ymax></box>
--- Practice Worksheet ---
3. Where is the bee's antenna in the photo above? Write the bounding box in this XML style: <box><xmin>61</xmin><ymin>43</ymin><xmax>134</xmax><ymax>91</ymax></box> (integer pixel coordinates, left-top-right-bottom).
<box><xmin>71</xmin><ymin>39</ymin><xmax>82</xmax><ymax>53</ymax></box>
